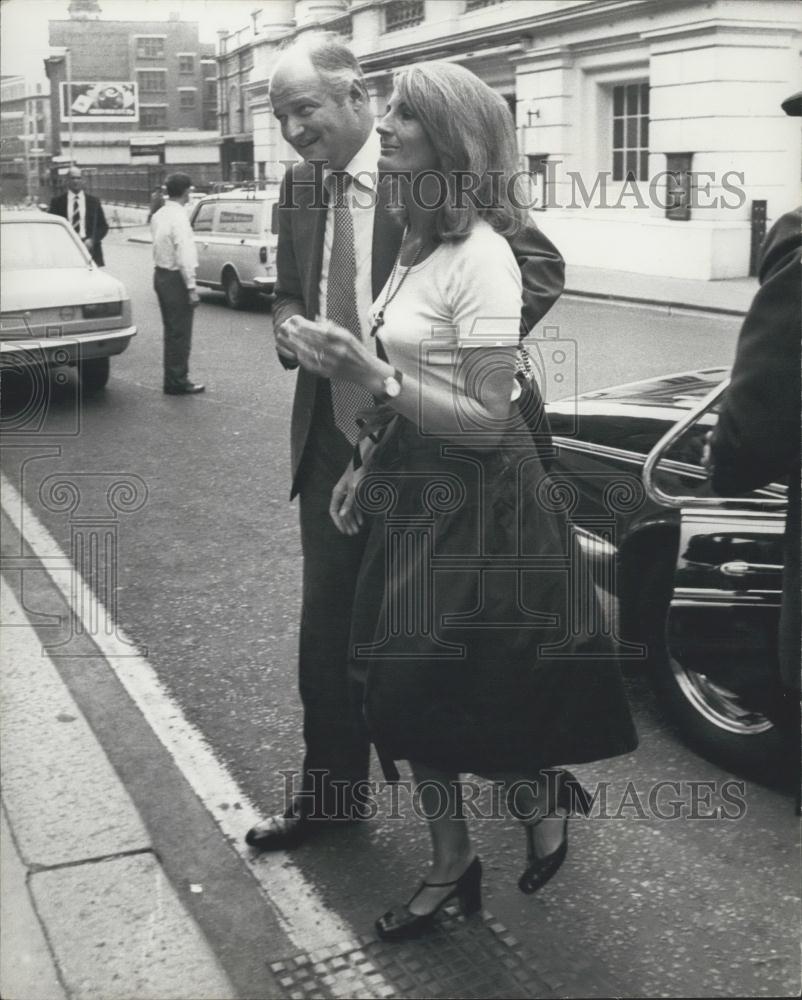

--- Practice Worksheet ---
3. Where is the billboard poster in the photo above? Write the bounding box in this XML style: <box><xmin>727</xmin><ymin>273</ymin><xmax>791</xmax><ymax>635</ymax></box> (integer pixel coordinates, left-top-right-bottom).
<box><xmin>60</xmin><ymin>81</ymin><xmax>139</xmax><ymax>123</ymax></box>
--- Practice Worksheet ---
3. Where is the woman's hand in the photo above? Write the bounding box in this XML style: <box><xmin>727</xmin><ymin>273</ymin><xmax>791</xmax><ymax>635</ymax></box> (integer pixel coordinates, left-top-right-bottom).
<box><xmin>279</xmin><ymin>315</ymin><xmax>385</xmax><ymax>388</ymax></box>
<box><xmin>329</xmin><ymin>461</ymin><xmax>368</xmax><ymax>536</ymax></box>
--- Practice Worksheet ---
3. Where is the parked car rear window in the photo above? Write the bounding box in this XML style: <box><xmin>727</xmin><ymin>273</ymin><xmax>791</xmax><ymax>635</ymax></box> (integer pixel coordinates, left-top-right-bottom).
<box><xmin>3</xmin><ymin>222</ymin><xmax>87</xmax><ymax>269</ymax></box>
<box><xmin>216</xmin><ymin>203</ymin><xmax>259</xmax><ymax>235</ymax></box>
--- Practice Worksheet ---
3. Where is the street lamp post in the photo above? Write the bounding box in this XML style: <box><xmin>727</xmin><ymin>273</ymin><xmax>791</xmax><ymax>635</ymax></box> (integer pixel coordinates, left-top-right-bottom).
<box><xmin>65</xmin><ymin>48</ymin><xmax>74</xmax><ymax>164</ymax></box>
<box><xmin>48</xmin><ymin>47</ymin><xmax>74</xmax><ymax>164</ymax></box>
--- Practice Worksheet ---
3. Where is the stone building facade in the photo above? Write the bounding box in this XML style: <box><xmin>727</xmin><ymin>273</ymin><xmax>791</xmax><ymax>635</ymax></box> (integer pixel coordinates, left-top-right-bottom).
<box><xmin>218</xmin><ymin>0</ymin><xmax>800</xmax><ymax>279</ymax></box>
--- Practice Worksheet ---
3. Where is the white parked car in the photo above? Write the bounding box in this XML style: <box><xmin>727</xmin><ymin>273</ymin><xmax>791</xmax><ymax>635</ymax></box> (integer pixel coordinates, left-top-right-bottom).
<box><xmin>189</xmin><ymin>188</ymin><xmax>280</xmax><ymax>309</ymax></box>
<box><xmin>0</xmin><ymin>211</ymin><xmax>136</xmax><ymax>393</ymax></box>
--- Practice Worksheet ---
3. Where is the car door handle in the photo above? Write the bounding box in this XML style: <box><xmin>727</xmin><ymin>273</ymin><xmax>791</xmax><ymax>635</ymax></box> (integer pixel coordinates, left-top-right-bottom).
<box><xmin>719</xmin><ymin>560</ymin><xmax>783</xmax><ymax>577</ymax></box>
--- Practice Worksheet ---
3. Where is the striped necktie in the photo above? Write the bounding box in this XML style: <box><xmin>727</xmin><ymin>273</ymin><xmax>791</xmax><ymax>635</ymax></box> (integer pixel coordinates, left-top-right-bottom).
<box><xmin>325</xmin><ymin>171</ymin><xmax>374</xmax><ymax>445</ymax></box>
<box><xmin>71</xmin><ymin>194</ymin><xmax>81</xmax><ymax>235</ymax></box>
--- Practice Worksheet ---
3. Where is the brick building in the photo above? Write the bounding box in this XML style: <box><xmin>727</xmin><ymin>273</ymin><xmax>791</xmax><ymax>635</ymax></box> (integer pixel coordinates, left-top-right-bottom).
<box><xmin>44</xmin><ymin>0</ymin><xmax>219</xmax><ymax>182</ymax></box>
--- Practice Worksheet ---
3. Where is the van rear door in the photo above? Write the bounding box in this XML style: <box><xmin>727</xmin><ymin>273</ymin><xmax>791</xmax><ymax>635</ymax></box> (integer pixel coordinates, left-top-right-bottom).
<box><xmin>191</xmin><ymin>200</ymin><xmax>218</xmax><ymax>285</ymax></box>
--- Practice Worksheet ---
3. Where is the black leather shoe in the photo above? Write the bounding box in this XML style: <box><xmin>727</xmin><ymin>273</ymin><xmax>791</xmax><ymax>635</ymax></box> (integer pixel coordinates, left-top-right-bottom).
<box><xmin>245</xmin><ymin>812</ymin><xmax>307</xmax><ymax>851</ymax></box>
<box><xmin>164</xmin><ymin>381</ymin><xmax>205</xmax><ymax>395</ymax></box>
<box><xmin>515</xmin><ymin>769</ymin><xmax>592</xmax><ymax>895</ymax></box>
<box><xmin>375</xmin><ymin>856</ymin><xmax>482</xmax><ymax>942</ymax></box>
<box><xmin>245</xmin><ymin>797</ymin><xmax>365</xmax><ymax>851</ymax></box>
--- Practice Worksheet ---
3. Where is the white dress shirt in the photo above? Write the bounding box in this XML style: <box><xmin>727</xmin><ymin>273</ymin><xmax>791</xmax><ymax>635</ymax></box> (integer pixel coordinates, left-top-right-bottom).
<box><xmin>318</xmin><ymin>129</ymin><xmax>380</xmax><ymax>338</ymax></box>
<box><xmin>151</xmin><ymin>199</ymin><xmax>198</xmax><ymax>290</ymax></box>
<box><xmin>69</xmin><ymin>190</ymin><xmax>86</xmax><ymax>239</ymax></box>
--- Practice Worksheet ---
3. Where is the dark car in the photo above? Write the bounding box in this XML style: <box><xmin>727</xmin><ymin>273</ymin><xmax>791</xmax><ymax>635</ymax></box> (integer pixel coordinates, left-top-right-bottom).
<box><xmin>545</xmin><ymin>366</ymin><xmax>788</xmax><ymax>774</ymax></box>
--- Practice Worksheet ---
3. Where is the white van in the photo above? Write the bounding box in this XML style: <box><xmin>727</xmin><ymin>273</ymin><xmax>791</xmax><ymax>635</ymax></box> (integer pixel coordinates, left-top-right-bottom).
<box><xmin>189</xmin><ymin>188</ymin><xmax>279</xmax><ymax>309</ymax></box>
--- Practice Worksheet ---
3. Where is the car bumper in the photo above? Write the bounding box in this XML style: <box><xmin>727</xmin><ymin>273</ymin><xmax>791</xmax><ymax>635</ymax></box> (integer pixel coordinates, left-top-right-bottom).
<box><xmin>0</xmin><ymin>325</ymin><xmax>137</xmax><ymax>363</ymax></box>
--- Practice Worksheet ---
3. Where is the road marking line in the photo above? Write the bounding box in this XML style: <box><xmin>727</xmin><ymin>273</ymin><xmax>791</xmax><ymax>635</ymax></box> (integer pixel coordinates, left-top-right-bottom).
<box><xmin>1</xmin><ymin>474</ymin><xmax>392</xmax><ymax>993</ymax></box>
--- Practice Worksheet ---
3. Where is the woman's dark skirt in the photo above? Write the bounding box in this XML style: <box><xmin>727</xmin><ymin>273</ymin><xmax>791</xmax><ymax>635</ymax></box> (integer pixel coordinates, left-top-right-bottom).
<box><xmin>347</xmin><ymin>417</ymin><xmax>638</xmax><ymax>778</ymax></box>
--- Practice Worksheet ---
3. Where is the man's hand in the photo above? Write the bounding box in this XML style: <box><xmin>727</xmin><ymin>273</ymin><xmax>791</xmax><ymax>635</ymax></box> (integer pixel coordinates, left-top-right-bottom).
<box><xmin>274</xmin><ymin>318</ymin><xmax>300</xmax><ymax>364</ymax></box>
<box><xmin>329</xmin><ymin>461</ymin><xmax>367</xmax><ymax>536</ymax></box>
<box><xmin>701</xmin><ymin>429</ymin><xmax>714</xmax><ymax>470</ymax></box>
<box><xmin>83</xmin><ymin>237</ymin><xmax>95</xmax><ymax>251</ymax></box>
<box><xmin>281</xmin><ymin>315</ymin><xmax>381</xmax><ymax>387</ymax></box>
<box><xmin>188</xmin><ymin>288</ymin><xmax>200</xmax><ymax>308</ymax></box>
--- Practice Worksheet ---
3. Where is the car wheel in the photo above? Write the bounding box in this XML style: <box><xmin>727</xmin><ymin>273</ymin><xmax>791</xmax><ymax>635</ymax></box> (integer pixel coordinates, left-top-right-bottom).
<box><xmin>639</xmin><ymin>557</ymin><xmax>788</xmax><ymax>776</ymax></box>
<box><xmin>222</xmin><ymin>269</ymin><xmax>249</xmax><ymax>310</ymax></box>
<box><xmin>78</xmin><ymin>356</ymin><xmax>110</xmax><ymax>393</ymax></box>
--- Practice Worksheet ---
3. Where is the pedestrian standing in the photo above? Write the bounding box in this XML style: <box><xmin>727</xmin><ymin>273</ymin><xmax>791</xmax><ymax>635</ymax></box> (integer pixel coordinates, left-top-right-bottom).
<box><xmin>151</xmin><ymin>172</ymin><xmax>205</xmax><ymax>395</ymax></box>
<box><xmin>49</xmin><ymin>165</ymin><xmax>109</xmax><ymax>266</ymax></box>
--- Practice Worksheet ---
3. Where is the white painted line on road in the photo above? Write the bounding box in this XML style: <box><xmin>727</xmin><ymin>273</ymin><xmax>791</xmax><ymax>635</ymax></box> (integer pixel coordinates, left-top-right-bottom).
<box><xmin>1</xmin><ymin>474</ymin><xmax>392</xmax><ymax>994</ymax></box>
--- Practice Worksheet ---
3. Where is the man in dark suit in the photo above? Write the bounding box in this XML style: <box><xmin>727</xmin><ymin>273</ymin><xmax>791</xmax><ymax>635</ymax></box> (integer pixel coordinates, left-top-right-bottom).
<box><xmin>246</xmin><ymin>34</ymin><xmax>566</xmax><ymax>850</ymax></box>
<box><xmin>49</xmin><ymin>165</ymin><xmax>109</xmax><ymax>267</ymax></box>
<box><xmin>708</xmin><ymin>89</ymin><xmax>801</xmax><ymax>734</ymax></box>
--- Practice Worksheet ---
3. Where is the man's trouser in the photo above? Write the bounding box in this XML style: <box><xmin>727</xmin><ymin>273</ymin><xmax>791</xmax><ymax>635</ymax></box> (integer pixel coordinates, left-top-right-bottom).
<box><xmin>295</xmin><ymin>435</ymin><xmax>372</xmax><ymax>819</ymax></box>
<box><xmin>154</xmin><ymin>267</ymin><xmax>193</xmax><ymax>389</ymax></box>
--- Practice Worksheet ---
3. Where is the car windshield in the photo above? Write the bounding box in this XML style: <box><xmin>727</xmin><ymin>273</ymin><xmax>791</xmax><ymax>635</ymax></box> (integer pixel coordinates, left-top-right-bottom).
<box><xmin>1</xmin><ymin>222</ymin><xmax>88</xmax><ymax>270</ymax></box>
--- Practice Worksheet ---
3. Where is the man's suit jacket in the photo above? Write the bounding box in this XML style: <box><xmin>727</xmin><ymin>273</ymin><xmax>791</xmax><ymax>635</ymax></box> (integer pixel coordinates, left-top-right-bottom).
<box><xmin>272</xmin><ymin>160</ymin><xmax>566</xmax><ymax>498</ymax></box>
<box><xmin>710</xmin><ymin>207</ymin><xmax>801</xmax><ymax>688</ymax></box>
<box><xmin>49</xmin><ymin>191</ymin><xmax>109</xmax><ymax>267</ymax></box>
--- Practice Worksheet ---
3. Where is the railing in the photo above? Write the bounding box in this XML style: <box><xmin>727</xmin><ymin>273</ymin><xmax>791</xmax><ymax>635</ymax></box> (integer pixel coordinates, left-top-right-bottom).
<box><xmin>80</xmin><ymin>165</ymin><xmax>223</xmax><ymax>207</ymax></box>
<box><xmin>384</xmin><ymin>0</ymin><xmax>424</xmax><ymax>32</ymax></box>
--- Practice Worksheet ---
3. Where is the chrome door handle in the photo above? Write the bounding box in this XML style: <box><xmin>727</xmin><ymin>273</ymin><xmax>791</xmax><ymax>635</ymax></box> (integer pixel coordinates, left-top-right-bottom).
<box><xmin>719</xmin><ymin>560</ymin><xmax>783</xmax><ymax>577</ymax></box>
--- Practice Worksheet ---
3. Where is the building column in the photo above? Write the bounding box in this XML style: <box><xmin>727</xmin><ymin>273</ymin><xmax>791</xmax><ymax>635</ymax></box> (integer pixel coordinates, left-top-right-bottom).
<box><xmin>513</xmin><ymin>46</ymin><xmax>576</xmax><ymax>211</ymax></box>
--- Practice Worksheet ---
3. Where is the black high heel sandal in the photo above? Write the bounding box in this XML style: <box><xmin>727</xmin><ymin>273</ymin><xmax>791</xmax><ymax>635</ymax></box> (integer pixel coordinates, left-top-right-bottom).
<box><xmin>515</xmin><ymin>769</ymin><xmax>592</xmax><ymax>896</ymax></box>
<box><xmin>375</xmin><ymin>855</ymin><xmax>482</xmax><ymax>942</ymax></box>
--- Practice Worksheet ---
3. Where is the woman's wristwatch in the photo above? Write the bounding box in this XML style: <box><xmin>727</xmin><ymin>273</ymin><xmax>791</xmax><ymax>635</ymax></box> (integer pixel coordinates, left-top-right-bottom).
<box><xmin>380</xmin><ymin>368</ymin><xmax>403</xmax><ymax>401</ymax></box>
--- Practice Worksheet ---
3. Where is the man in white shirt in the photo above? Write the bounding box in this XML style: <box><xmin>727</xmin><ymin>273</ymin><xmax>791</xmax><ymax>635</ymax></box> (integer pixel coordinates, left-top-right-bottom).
<box><xmin>151</xmin><ymin>172</ymin><xmax>205</xmax><ymax>395</ymax></box>
<box><xmin>48</xmin><ymin>165</ymin><xmax>109</xmax><ymax>266</ymax></box>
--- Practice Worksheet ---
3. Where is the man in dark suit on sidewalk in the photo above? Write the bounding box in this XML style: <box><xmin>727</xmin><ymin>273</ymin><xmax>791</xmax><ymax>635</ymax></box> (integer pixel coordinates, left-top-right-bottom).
<box><xmin>49</xmin><ymin>165</ymin><xmax>109</xmax><ymax>267</ymax></box>
<box><xmin>246</xmin><ymin>33</ymin><xmax>566</xmax><ymax>850</ymax></box>
<box><xmin>708</xmin><ymin>89</ymin><xmax>801</xmax><ymax>737</ymax></box>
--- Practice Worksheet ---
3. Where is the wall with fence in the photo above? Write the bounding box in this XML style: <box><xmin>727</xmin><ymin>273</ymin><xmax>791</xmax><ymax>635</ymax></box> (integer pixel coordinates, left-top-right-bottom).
<box><xmin>81</xmin><ymin>164</ymin><xmax>222</xmax><ymax>206</ymax></box>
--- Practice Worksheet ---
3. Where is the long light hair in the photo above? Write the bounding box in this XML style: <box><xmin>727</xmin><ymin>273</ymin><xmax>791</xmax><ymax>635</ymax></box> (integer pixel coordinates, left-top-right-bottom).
<box><xmin>392</xmin><ymin>61</ymin><xmax>528</xmax><ymax>241</ymax></box>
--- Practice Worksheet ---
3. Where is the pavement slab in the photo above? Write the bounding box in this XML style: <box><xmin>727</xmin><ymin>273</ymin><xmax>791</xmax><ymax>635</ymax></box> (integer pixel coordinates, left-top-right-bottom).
<box><xmin>0</xmin><ymin>582</ymin><xmax>236</xmax><ymax>1000</ymax></box>
<box><xmin>0</xmin><ymin>808</ymin><xmax>68</xmax><ymax>1000</ymax></box>
<box><xmin>30</xmin><ymin>853</ymin><xmax>232</xmax><ymax>1000</ymax></box>
<box><xmin>0</xmin><ymin>585</ymin><xmax>150</xmax><ymax>868</ymax></box>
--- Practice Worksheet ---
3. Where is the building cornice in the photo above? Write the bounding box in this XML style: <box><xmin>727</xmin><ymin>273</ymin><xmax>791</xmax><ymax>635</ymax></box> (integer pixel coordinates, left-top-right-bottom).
<box><xmin>356</xmin><ymin>0</ymin><xmax>694</xmax><ymax>71</ymax></box>
<box><xmin>60</xmin><ymin>130</ymin><xmax>221</xmax><ymax>146</ymax></box>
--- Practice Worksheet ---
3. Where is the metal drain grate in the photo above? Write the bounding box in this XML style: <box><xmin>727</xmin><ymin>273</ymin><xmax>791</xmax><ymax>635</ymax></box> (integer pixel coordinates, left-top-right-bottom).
<box><xmin>268</xmin><ymin>907</ymin><xmax>560</xmax><ymax>999</ymax></box>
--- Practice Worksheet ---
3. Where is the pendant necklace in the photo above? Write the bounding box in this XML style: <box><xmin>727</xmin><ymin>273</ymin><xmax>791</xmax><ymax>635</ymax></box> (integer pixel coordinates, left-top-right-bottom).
<box><xmin>369</xmin><ymin>227</ymin><xmax>427</xmax><ymax>339</ymax></box>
